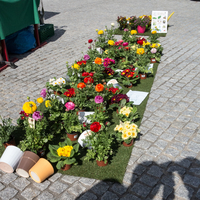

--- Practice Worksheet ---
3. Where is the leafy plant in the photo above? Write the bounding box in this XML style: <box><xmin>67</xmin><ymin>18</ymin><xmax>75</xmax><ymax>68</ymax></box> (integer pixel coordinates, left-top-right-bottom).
<box><xmin>47</xmin><ymin>138</ymin><xmax>79</xmax><ymax>169</ymax></box>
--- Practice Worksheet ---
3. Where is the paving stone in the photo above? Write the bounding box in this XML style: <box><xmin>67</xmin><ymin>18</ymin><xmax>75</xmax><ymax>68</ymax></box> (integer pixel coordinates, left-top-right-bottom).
<box><xmin>0</xmin><ymin>173</ymin><xmax>18</xmax><ymax>185</ymax></box>
<box><xmin>111</xmin><ymin>183</ymin><xmax>127</xmax><ymax>195</ymax></box>
<box><xmin>61</xmin><ymin>175</ymin><xmax>80</xmax><ymax>184</ymax></box>
<box><xmin>101</xmin><ymin>191</ymin><xmax>119</xmax><ymax>200</ymax></box>
<box><xmin>77</xmin><ymin>192</ymin><xmax>97</xmax><ymax>200</ymax></box>
<box><xmin>123</xmin><ymin>172</ymin><xmax>137</xmax><ymax>186</ymax></box>
<box><xmin>154</xmin><ymin>139</ymin><xmax>168</xmax><ymax>150</ymax></box>
<box><xmin>134</xmin><ymin>140</ymin><xmax>152</xmax><ymax>150</ymax></box>
<box><xmin>32</xmin><ymin>180</ymin><xmax>51</xmax><ymax>191</ymax></box>
<box><xmin>187</xmin><ymin>141</ymin><xmax>200</xmax><ymax>153</ymax></box>
<box><xmin>175</xmin><ymin>184</ymin><xmax>194</xmax><ymax>199</ymax></box>
<box><xmin>0</xmin><ymin>186</ymin><xmax>18</xmax><ymax>200</ymax></box>
<box><xmin>139</xmin><ymin>174</ymin><xmax>159</xmax><ymax>187</ymax></box>
<box><xmin>126</xmin><ymin>163</ymin><xmax>146</xmax><ymax>175</ymax></box>
<box><xmin>0</xmin><ymin>182</ymin><xmax>5</xmax><ymax>191</ymax></box>
<box><xmin>151</xmin><ymin>184</ymin><xmax>173</xmax><ymax>200</ymax></box>
<box><xmin>67</xmin><ymin>182</ymin><xmax>86</xmax><ymax>197</ymax></box>
<box><xmin>79</xmin><ymin>177</ymin><xmax>96</xmax><ymax>186</ymax></box>
<box><xmin>130</xmin><ymin>183</ymin><xmax>151</xmax><ymax>198</ymax></box>
<box><xmin>120</xmin><ymin>193</ymin><xmax>141</xmax><ymax>200</ymax></box>
<box><xmin>183</xmin><ymin>174</ymin><xmax>200</xmax><ymax>188</ymax></box>
<box><xmin>21</xmin><ymin>187</ymin><xmax>41</xmax><ymax>200</ymax></box>
<box><xmin>36</xmin><ymin>191</ymin><xmax>54</xmax><ymax>200</ymax></box>
<box><xmin>175</xmin><ymin>157</ymin><xmax>191</xmax><ymax>168</ymax></box>
<box><xmin>49</xmin><ymin>181</ymin><xmax>69</xmax><ymax>194</ymax></box>
<box><xmin>11</xmin><ymin>178</ymin><xmax>30</xmax><ymax>191</ymax></box>
<box><xmin>90</xmin><ymin>181</ymin><xmax>109</xmax><ymax>196</ymax></box>
<box><xmin>48</xmin><ymin>173</ymin><xmax>62</xmax><ymax>182</ymax></box>
<box><xmin>147</xmin><ymin>165</ymin><xmax>163</xmax><ymax>178</ymax></box>
<box><xmin>164</xmin><ymin>147</ymin><xmax>180</xmax><ymax>158</ymax></box>
<box><xmin>196</xmin><ymin>188</ymin><xmax>200</xmax><ymax>199</ymax></box>
<box><xmin>59</xmin><ymin>191</ymin><xmax>76</xmax><ymax>200</ymax></box>
<box><xmin>146</xmin><ymin>146</ymin><xmax>162</xmax><ymax>157</ymax></box>
<box><xmin>137</xmin><ymin>154</ymin><xmax>153</xmax><ymax>166</ymax></box>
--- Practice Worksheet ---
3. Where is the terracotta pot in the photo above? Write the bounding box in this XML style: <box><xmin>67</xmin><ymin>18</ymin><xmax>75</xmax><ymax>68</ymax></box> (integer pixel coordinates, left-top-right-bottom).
<box><xmin>67</xmin><ymin>133</ymin><xmax>78</xmax><ymax>141</ymax></box>
<box><xmin>29</xmin><ymin>158</ymin><xmax>54</xmax><ymax>183</ymax></box>
<box><xmin>123</xmin><ymin>139</ymin><xmax>134</xmax><ymax>147</ymax></box>
<box><xmin>151</xmin><ymin>58</ymin><xmax>156</xmax><ymax>63</ymax></box>
<box><xmin>125</xmin><ymin>83</ymin><xmax>133</xmax><ymax>88</ymax></box>
<box><xmin>96</xmin><ymin>159</ymin><xmax>108</xmax><ymax>167</ymax></box>
<box><xmin>116</xmin><ymin>109</ymin><xmax>119</xmax><ymax>114</ymax></box>
<box><xmin>137</xmin><ymin>25</ymin><xmax>146</xmax><ymax>33</ymax></box>
<box><xmin>16</xmin><ymin>151</ymin><xmax>40</xmax><ymax>178</ymax></box>
<box><xmin>61</xmin><ymin>164</ymin><xmax>71</xmax><ymax>171</ymax></box>
<box><xmin>53</xmin><ymin>91</ymin><xmax>62</xmax><ymax>96</ymax></box>
<box><xmin>0</xmin><ymin>146</ymin><xmax>23</xmax><ymax>173</ymax></box>
<box><xmin>3</xmin><ymin>137</ymin><xmax>16</xmax><ymax>148</ymax></box>
<box><xmin>139</xmin><ymin>73</ymin><xmax>147</xmax><ymax>80</ymax></box>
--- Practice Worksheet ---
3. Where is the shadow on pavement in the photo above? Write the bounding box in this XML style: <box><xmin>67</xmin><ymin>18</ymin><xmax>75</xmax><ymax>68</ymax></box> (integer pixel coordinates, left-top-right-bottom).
<box><xmin>76</xmin><ymin>157</ymin><xmax>200</xmax><ymax>199</ymax></box>
<box><xmin>44</xmin><ymin>11</ymin><xmax>60</xmax><ymax>20</ymax></box>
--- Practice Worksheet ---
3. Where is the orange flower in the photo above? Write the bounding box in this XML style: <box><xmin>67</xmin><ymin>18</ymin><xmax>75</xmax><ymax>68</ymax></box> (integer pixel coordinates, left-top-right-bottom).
<box><xmin>94</xmin><ymin>57</ymin><xmax>102</xmax><ymax>65</ymax></box>
<box><xmin>95</xmin><ymin>84</ymin><xmax>104</xmax><ymax>92</ymax></box>
<box><xmin>77</xmin><ymin>82</ymin><xmax>86</xmax><ymax>89</ymax></box>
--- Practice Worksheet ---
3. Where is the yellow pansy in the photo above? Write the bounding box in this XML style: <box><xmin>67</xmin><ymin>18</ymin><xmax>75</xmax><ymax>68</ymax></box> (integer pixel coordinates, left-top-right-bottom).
<box><xmin>98</xmin><ymin>30</ymin><xmax>104</xmax><ymax>35</ymax></box>
<box><xmin>22</xmin><ymin>101</ymin><xmax>37</xmax><ymax>114</ymax></box>
<box><xmin>37</xmin><ymin>97</ymin><xmax>43</xmax><ymax>104</ymax></box>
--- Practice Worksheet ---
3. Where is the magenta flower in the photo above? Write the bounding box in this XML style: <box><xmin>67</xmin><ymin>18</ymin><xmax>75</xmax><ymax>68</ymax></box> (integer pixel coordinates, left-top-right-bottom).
<box><xmin>84</xmin><ymin>54</ymin><xmax>90</xmax><ymax>60</ymax></box>
<box><xmin>122</xmin><ymin>42</ymin><xmax>129</xmax><ymax>46</ymax></box>
<box><xmin>94</xmin><ymin>96</ymin><xmax>104</xmax><ymax>104</ymax></box>
<box><xmin>88</xmin><ymin>46</ymin><xmax>91</xmax><ymax>49</ymax></box>
<box><xmin>65</xmin><ymin>102</ymin><xmax>75</xmax><ymax>111</ymax></box>
<box><xmin>118</xmin><ymin>40</ymin><xmax>123</xmax><ymax>44</ymax></box>
<box><xmin>40</xmin><ymin>88</ymin><xmax>47</xmax><ymax>98</ymax></box>
<box><xmin>124</xmin><ymin>28</ymin><xmax>129</xmax><ymax>32</ymax></box>
<box><xmin>32</xmin><ymin>111</ymin><xmax>43</xmax><ymax>121</ymax></box>
<box><xmin>151</xmin><ymin>48</ymin><xmax>157</xmax><ymax>54</ymax></box>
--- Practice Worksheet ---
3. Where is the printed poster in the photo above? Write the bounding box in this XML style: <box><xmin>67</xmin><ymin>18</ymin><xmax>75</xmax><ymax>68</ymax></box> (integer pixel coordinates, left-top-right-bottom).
<box><xmin>151</xmin><ymin>11</ymin><xmax>168</xmax><ymax>33</ymax></box>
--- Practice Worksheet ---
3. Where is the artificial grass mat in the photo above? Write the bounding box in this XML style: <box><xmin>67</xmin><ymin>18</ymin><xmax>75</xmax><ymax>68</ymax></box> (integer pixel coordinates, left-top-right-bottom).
<box><xmin>0</xmin><ymin>63</ymin><xmax>158</xmax><ymax>183</ymax></box>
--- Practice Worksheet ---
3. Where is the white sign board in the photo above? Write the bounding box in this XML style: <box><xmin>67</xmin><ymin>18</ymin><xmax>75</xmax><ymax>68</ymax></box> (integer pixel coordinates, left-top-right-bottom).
<box><xmin>78</xmin><ymin>130</ymin><xmax>92</xmax><ymax>148</ymax></box>
<box><xmin>78</xmin><ymin>111</ymin><xmax>94</xmax><ymax>124</ymax></box>
<box><xmin>126</xmin><ymin>91</ymin><xmax>149</xmax><ymax>105</ymax></box>
<box><xmin>151</xmin><ymin>11</ymin><xmax>168</xmax><ymax>33</ymax></box>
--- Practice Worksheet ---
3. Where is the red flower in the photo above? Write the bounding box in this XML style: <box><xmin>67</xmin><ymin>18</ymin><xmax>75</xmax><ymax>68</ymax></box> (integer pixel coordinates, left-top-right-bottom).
<box><xmin>125</xmin><ymin>69</ymin><xmax>130</xmax><ymax>73</ymax></box>
<box><xmin>88</xmin><ymin>39</ymin><xmax>93</xmax><ymax>43</ymax></box>
<box><xmin>84</xmin><ymin>77</ymin><xmax>94</xmax><ymax>84</ymax></box>
<box><xmin>21</xmin><ymin>116</ymin><xmax>25</xmax><ymax>120</ymax></box>
<box><xmin>127</xmin><ymin>74</ymin><xmax>133</xmax><ymax>78</ymax></box>
<box><xmin>109</xmin><ymin>87</ymin><xmax>119</xmax><ymax>94</ymax></box>
<box><xmin>82</xmin><ymin>61</ymin><xmax>87</xmax><ymax>65</ymax></box>
<box><xmin>77</xmin><ymin>61</ymin><xmax>83</xmax><ymax>65</ymax></box>
<box><xmin>137</xmin><ymin>40</ymin><xmax>143</xmax><ymax>45</ymax></box>
<box><xmin>90</xmin><ymin>122</ymin><xmax>101</xmax><ymax>132</ymax></box>
<box><xmin>82</xmin><ymin>72</ymin><xmax>89</xmax><ymax>77</ymax></box>
<box><xmin>89</xmin><ymin>72</ymin><xmax>94</xmax><ymax>77</ymax></box>
<box><xmin>83</xmin><ymin>122</ymin><xmax>86</xmax><ymax>127</ymax></box>
<box><xmin>64</xmin><ymin>88</ymin><xmax>75</xmax><ymax>97</ymax></box>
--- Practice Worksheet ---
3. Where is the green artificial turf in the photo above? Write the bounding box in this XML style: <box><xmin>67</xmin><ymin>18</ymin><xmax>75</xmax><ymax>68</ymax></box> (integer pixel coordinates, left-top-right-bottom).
<box><xmin>58</xmin><ymin>63</ymin><xmax>159</xmax><ymax>183</ymax></box>
<box><xmin>0</xmin><ymin>64</ymin><xmax>158</xmax><ymax>183</ymax></box>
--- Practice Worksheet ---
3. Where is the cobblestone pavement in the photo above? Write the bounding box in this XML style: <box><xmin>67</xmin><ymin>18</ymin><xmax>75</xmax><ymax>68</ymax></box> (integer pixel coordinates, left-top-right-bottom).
<box><xmin>0</xmin><ymin>0</ymin><xmax>200</xmax><ymax>199</ymax></box>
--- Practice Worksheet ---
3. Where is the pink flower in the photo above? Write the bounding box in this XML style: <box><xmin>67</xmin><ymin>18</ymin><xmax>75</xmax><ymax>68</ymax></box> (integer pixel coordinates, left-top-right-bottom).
<box><xmin>94</xmin><ymin>96</ymin><xmax>104</xmax><ymax>104</ymax></box>
<box><xmin>65</xmin><ymin>102</ymin><xmax>75</xmax><ymax>111</ymax></box>
<box><xmin>122</xmin><ymin>42</ymin><xmax>129</xmax><ymax>46</ymax></box>
<box><xmin>118</xmin><ymin>40</ymin><xmax>123</xmax><ymax>44</ymax></box>
<box><xmin>32</xmin><ymin>111</ymin><xmax>43</xmax><ymax>121</ymax></box>
<box><xmin>124</xmin><ymin>28</ymin><xmax>129</xmax><ymax>32</ymax></box>
<box><xmin>40</xmin><ymin>88</ymin><xmax>47</xmax><ymax>98</ymax></box>
<box><xmin>84</xmin><ymin>54</ymin><xmax>90</xmax><ymax>60</ymax></box>
<box><xmin>151</xmin><ymin>48</ymin><xmax>157</xmax><ymax>54</ymax></box>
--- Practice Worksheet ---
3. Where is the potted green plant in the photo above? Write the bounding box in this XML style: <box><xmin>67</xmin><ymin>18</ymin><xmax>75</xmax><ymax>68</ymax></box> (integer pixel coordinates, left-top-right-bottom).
<box><xmin>114</xmin><ymin>121</ymin><xmax>140</xmax><ymax>147</ymax></box>
<box><xmin>0</xmin><ymin>116</ymin><xmax>16</xmax><ymax>148</ymax></box>
<box><xmin>47</xmin><ymin>138</ymin><xmax>79</xmax><ymax>171</ymax></box>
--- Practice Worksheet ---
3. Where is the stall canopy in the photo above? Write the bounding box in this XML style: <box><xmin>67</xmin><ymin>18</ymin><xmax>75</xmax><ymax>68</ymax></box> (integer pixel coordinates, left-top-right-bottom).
<box><xmin>0</xmin><ymin>0</ymin><xmax>40</xmax><ymax>40</ymax></box>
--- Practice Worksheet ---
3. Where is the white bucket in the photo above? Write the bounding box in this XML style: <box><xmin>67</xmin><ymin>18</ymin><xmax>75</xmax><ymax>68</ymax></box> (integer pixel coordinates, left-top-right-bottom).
<box><xmin>0</xmin><ymin>145</ymin><xmax>23</xmax><ymax>173</ymax></box>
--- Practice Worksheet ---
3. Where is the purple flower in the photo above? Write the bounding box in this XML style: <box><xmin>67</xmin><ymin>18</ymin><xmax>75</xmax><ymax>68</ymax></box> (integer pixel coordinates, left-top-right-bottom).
<box><xmin>124</xmin><ymin>28</ymin><xmax>129</xmax><ymax>32</ymax></box>
<box><xmin>40</xmin><ymin>88</ymin><xmax>47</xmax><ymax>98</ymax></box>
<box><xmin>151</xmin><ymin>48</ymin><xmax>157</xmax><ymax>54</ymax></box>
<box><xmin>94</xmin><ymin>96</ymin><xmax>104</xmax><ymax>104</ymax></box>
<box><xmin>32</xmin><ymin>111</ymin><xmax>43</xmax><ymax>121</ymax></box>
<box><xmin>84</xmin><ymin>54</ymin><xmax>90</xmax><ymax>60</ymax></box>
<box><xmin>65</xmin><ymin>102</ymin><xmax>75</xmax><ymax>111</ymax></box>
<box><xmin>111</xmin><ymin>94</ymin><xmax>129</xmax><ymax>104</ymax></box>
<box><xmin>88</xmin><ymin>46</ymin><xmax>91</xmax><ymax>49</ymax></box>
<box><xmin>122</xmin><ymin>42</ymin><xmax>129</xmax><ymax>47</ymax></box>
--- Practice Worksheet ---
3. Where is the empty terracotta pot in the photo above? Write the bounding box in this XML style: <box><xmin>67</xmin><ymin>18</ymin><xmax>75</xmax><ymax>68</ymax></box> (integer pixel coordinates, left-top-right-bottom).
<box><xmin>16</xmin><ymin>151</ymin><xmax>40</xmax><ymax>178</ymax></box>
<box><xmin>0</xmin><ymin>145</ymin><xmax>23</xmax><ymax>173</ymax></box>
<box><xmin>29</xmin><ymin>158</ymin><xmax>54</xmax><ymax>183</ymax></box>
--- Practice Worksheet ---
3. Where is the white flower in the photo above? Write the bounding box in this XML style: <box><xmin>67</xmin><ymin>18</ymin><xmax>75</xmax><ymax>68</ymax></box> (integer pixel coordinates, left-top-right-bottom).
<box><xmin>52</xmin><ymin>81</ymin><xmax>58</xmax><ymax>86</ymax></box>
<box><xmin>111</xmin><ymin>23</ymin><xmax>115</xmax><ymax>26</ymax></box>
<box><xmin>49</xmin><ymin>78</ymin><xmax>55</xmax><ymax>85</ymax></box>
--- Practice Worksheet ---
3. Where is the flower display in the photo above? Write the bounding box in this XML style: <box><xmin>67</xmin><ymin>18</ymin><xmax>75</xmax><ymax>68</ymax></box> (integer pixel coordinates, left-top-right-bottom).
<box><xmin>57</xmin><ymin>145</ymin><xmax>73</xmax><ymax>157</ymax></box>
<box><xmin>104</xmin><ymin>68</ymin><xmax>114</xmax><ymax>76</ymax></box>
<box><xmin>103</xmin><ymin>58</ymin><xmax>115</xmax><ymax>67</ymax></box>
<box><xmin>72</xmin><ymin>63</ymin><xmax>80</xmax><ymax>70</ymax></box>
<box><xmin>111</xmin><ymin>94</ymin><xmax>129</xmax><ymax>104</ymax></box>
<box><xmin>121</xmin><ymin>68</ymin><xmax>138</xmax><ymax>78</ymax></box>
<box><xmin>137</xmin><ymin>37</ymin><xmax>146</xmax><ymax>45</ymax></box>
<box><xmin>94</xmin><ymin>57</ymin><xmax>103</xmax><ymax>65</ymax></box>
<box><xmin>98</xmin><ymin>30</ymin><xmax>104</xmax><ymax>35</ymax></box>
<box><xmin>151</xmin><ymin>48</ymin><xmax>157</xmax><ymax>54</ymax></box>
<box><xmin>108</xmin><ymin>40</ymin><xmax>115</xmax><ymax>46</ymax></box>
<box><xmin>84</xmin><ymin>77</ymin><xmax>94</xmax><ymax>84</ymax></box>
<box><xmin>95</xmin><ymin>84</ymin><xmax>104</xmax><ymax>92</ymax></box>
<box><xmin>45</xmin><ymin>100</ymin><xmax>51</xmax><ymax>107</ymax></box>
<box><xmin>77</xmin><ymin>60</ymin><xmax>86</xmax><ymax>66</ymax></box>
<box><xmin>94</xmin><ymin>96</ymin><xmax>104</xmax><ymax>104</ymax></box>
<box><xmin>124</xmin><ymin>28</ymin><xmax>129</xmax><ymax>32</ymax></box>
<box><xmin>49</xmin><ymin>77</ymin><xmax>66</xmax><ymax>87</ymax></box>
<box><xmin>23</xmin><ymin>101</ymin><xmax>37</xmax><ymax>114</ymax></box>
<box><xmin>152</xmin><ymin>30</ymin><xmax>157</xmax><ymax>34</ymax></box>
<box><xmin>119</xmin><ymin>106</ymin><xmax>133</xmax><ymax>117</ymax></box>
<box><xmin>32</xmin><ymin>111</ymin><xmax>43</xmax><ymax>121</ymax></box>
<box><xmin>136</xmin><ymin>48</ymin><xmax>145</xmax><ymax>55</ymax></box>
<box><xmin>151</xmin><ymin>43</ymin><xmax>161</xmax><ymax>48</ymax></box>
<box><xmin>77</xmin><ymin>82</ymin><xmax>86</xmax><ymax>89</ymax></box>
<box><xmin>19</xmin><ymin>111</ymin><xmax>29</xmax><ymax>120</ymax></box>
<box><xmin>122</xmin><ymin>42</ymin><xmax>129</xmax><ymax>47</ymax></box>
<box><xmin>131</xmin><ymin>30</ymin><xmax>137</xmax><ymax>35</ymax></box>
<box><xmin>109</xmin><ymin>87</ymin><xmax>119</xmax><ymax>94</ymax></box>
<box><xmin>64</xmin><ymin>88</ymin><xmax>75</xmax><ymax>97</ymax></box>
<box><xmin>84</xmin><ymin>54</ymin><xmax>90</xmax><ymax>61</ymax></box>
<box><xmin>88</xmin><ymin>39</ymin><xmax>93</xmax><ymax>43</ymax></box>
<box><xmin>90</xmin><ymin>122</ymin><xmax>101</xmax><ymax>132</ymax></box>
<box><xmin>37</xmin><ymin>97</ymin><xmax>43</xmax><ymax>104</ymax></box>
<box><xmin>40</xmin><ymin>88</ymin><xmax>47</xmax><ymax>98</ymax></box>
<box><xmin>65</xmin><ymin>102</ymin><xmax>75</xmax><ymax>111</ymax></box>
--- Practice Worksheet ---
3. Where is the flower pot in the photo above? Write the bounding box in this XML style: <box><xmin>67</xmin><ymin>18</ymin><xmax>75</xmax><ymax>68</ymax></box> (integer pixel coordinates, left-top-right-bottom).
<box><xmin>67</xmin><ymin>132</ymin><xmax>78</xmax><ymax>141</ymax></box>
<box><xmin>137</xmin><ymin>26</ymin><xmax>146</xmax><ymax>33</ymax></box>
<box><xmin>96</xmin><ymin>159</ymin><xmax>108</xmax><ymax>167</ymax></box>
<box><xmin>123</xmin><ymin>139</ymin><xmax>134</xmax><ymax>147</ymax></box>
<box><xmin>29</xmin><ymin>158</ymin><xmax>54</xmax><ymax>183</ymax></box>
<box><xmin>61</xmin><ymin>164</ymin><xmax>71</xmax><ymax>171</ymax></box>
<box><xmin>3</xmin><ymin>137</ymin><xmax>16</xmax><ymax>148</ymax></box>
<box><xmin>151</xmin><ymin>58</ymin><xmax>156</xmax><ymax>63</ymax></box>
<box><xmin>139</xmin><ymin>73</ymin><xmax>147</xmax><ymax>80</ymax></box>
<box><xmin>53</xmin><ymin>91</ymin><xmax>62</xmax><ymax>96</ymax></box>
<box><xmin>0</xmin><ymin>146</ymin><xmax>23</xmax><ymax>173</ymax></box>
<box><xmin>16</xmin><ymin>151</ymin><xmax>40</xmax><ymax>178</ymax></box>
<box><xmin>125</xmin><ymin>83</ymin><xmax>133</xmax><ymax>88</ymax></box>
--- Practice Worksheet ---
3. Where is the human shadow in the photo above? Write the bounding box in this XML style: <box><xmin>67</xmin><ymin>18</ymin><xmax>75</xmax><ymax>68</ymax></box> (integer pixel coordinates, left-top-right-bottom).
<box><xmin>76</xmin><ymin>157</ymin><xmax>200</xmax><ymax>200</ymax></box>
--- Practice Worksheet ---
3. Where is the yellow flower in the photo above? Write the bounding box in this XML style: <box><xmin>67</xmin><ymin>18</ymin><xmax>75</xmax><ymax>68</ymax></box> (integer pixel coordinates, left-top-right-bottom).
<box><xmin>108</xmin><ymin>40</ymin><xmax>115</xmax><ymax>46</ymax></box>
<box><xmin>131</xmin><ymin>30</ymin><xmax>137</xmax><ymax>35</ymax></box>
<box><xmin>104</xmin><ymin>29</ymin><xmax>107</xmax><ymax>31</ymax></box>
<box><xmin>152</xmin><ymin>30</ymin><xmax>157</xmax><ymax>34</ymax></box>
<box><xmin>131</xmin><ymin>130</ymin><xmax>137</xmax><ymax>138</ymax></box>
<box><xmin>45</xmin><ymin>100</ymin><xmax>51</xmax><ymax>107</ymax></box>
<box><xmin>114</xmin><ymin>125</ymin><xmax>119</xmax><ymax>131</ymax></box>
<box><xmin>131</xmin><ymin>45</ymin><xmax>138</xmax><ymax>50</ymax></box>
<box><xmin>136</xmin><ymin>48</ymin><xmax>145</xmax><ymax>55</ymax></box>
<box><xmin>72</xmin><ymin>64</ymin><xmax>80</xmax><ymax>70</ymax></box>
<box><xmin>57</xmin><ymin>147</ymin><xmax>64</xmax><ymax>156</ymax></box>
<box><xmin>96</xmin><ymin>29</ymin><xmax>98</xmax><ymax>32</ymax></box>
<box><xmin>118</xmin><ymin>125</ymin><xmax>123</xmax><ymax>132</ymax></box>
<box><xmin>98</xmin><ymin>30</ymin><xmax>104</xmax><ymax>35</ymax></box>
<box><xmin>122</xmin><ymin>132</ymin><xmax>129</xmax><ymax>140</ymax></box>
<box><xmin>22</xmin><ymin>101</ymin><xmax>37</xmax><ymax>114</ymax></box>
<box><xmin>151</xmin><ymin>43</ymin><xmax>160</xmax><ymax>48</ymax></box>
<box><xmin>148</xmin><ymin>15</ymin><xmax>152</xmax><ymax>20</ymax></box>
<box><xmin>37</xmin><ymin>97</ymin><xmax>43</xmax><ymax>104</ymax></box>
<box><xmin>105</xmin><ymin>50</ymin><xmax>109</xmax><ymax>54</ymax></box>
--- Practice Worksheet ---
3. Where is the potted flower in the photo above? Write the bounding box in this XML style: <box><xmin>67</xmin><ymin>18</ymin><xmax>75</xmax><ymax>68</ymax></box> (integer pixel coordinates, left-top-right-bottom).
<box><xmin>117</xmin><ymin>16</ymin><xmax>128</xmax><ymax>30</ymax></box>
<box><xmin>110</xmin><ymin>94</ymin><xmax>129</xmax><ymax>111</ymax></box>
<box><xmin>114</xmin><ymin>121</ymin><xmax>140</xmax><ymax>147</ymax></box>
<box><xmin>134</xmin><ymin>16</ymin><xmax>150</xmax><ymax>33</ymax></box>
<box><xmin>47</xmin><ymin>138</ymin><xmax>79</xmax><ymax>171</ymax></box>
<box><xmin>0</xmin><ymin>116</ymin><xmax>16</xmax><ymax>148</ymax></box>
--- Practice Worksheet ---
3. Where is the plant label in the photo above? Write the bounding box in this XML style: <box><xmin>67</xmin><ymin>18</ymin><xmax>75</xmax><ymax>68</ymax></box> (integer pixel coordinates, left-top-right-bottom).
<box><xmin>28</xmin><ymin>117</ymin><xmax>35</xmax><ymax>129</ymax></box>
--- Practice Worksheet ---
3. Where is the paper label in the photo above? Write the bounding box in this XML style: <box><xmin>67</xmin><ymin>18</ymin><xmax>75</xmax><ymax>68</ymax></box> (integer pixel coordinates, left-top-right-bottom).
<box><xmin>126</xmin><ymin>90</ymin><xmax>149</xmax><ymax>105</ymax></box>
<box><xmin>28</xmin><ymin>117</ymin><xmax>35</xmax><ymax>129</ymax></box>
<box><xmin>78</xmin><ymin>130</ymin><xmax>92</xmax><ymax>147</ymax></box>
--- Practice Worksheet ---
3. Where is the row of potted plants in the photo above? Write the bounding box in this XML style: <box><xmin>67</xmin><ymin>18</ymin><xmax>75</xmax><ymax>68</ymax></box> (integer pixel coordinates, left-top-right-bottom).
<box><xmin>0</xmin><ymin>22</ymin><xmax>163</xmax><ymax>175</ymax></box>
